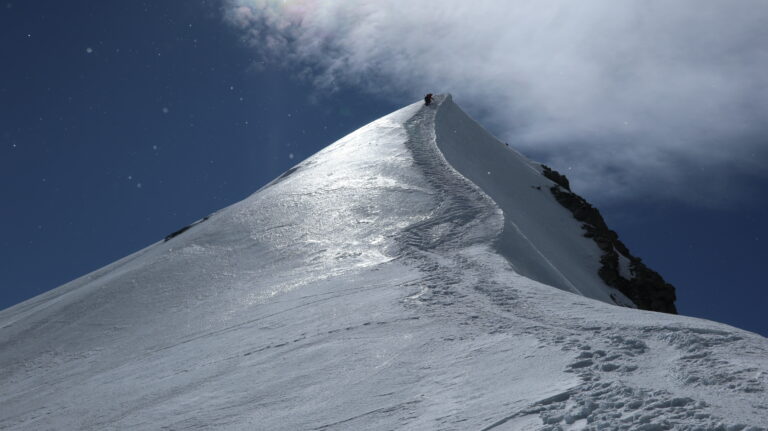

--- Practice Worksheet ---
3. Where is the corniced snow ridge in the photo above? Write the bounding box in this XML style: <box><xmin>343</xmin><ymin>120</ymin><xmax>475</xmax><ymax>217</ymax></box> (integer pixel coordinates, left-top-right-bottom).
<box><xmin>0</xmin><ymin>95</ymin><xmax>766</xmax><ymax>430</ymax></box>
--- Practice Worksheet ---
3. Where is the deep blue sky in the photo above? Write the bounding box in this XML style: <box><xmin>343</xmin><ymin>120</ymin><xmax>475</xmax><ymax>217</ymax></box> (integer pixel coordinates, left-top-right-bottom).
<box><xmin>1</xmin><ymin>1</ymin><xmax>765</xmax><ymax>336</ymax></box>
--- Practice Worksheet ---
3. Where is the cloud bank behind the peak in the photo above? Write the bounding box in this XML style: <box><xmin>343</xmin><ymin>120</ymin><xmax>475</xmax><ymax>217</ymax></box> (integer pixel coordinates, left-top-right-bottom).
<box><xmin>224</xmin><ymin>0</ymin><xmax>768</xmax><ymax>205</ymax></box>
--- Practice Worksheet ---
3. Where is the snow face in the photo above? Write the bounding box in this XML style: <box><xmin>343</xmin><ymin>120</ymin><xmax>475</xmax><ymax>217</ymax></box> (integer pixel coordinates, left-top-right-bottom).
<box><xmin>433</xmin><ymin>96</ymin><xmax>633</xmax><ymax>306</ymax></box>
<box><xmin>1</xmin><ymin>96</ymin><xmax>766</xmax><ymax>430</ymax></box>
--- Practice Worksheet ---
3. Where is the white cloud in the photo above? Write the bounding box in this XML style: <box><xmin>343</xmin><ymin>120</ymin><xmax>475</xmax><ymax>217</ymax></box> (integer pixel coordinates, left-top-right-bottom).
<box><xmin>224</xmin><ymin>0</ymin><xmax>768</xmax><ymax>205</ymax></box>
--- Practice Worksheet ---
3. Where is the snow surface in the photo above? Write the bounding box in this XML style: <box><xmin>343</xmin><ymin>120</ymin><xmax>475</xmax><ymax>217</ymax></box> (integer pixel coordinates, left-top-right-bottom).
<box><xmin>1</xmin><ymin>95</ymin><xmax>766</xmax><ymax>430</ymax></box>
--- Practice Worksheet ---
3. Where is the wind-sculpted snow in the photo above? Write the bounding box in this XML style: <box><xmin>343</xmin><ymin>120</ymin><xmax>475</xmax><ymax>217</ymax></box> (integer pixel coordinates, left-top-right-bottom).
<box><xmin>0</xmin><ymin>96</ymin><xmax>766</xmax><ymax>429</ymax></box>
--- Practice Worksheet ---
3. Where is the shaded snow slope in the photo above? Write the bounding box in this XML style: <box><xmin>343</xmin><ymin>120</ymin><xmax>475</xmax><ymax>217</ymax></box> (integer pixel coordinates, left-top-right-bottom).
<box><xmin>1</xmin><ymin>97</ymin><xmax>766</xmax><ymax>430</ymax></box>
<box><xmin>433</xmin><ymin>96</ymin><xmax>631</xmax><ymax>306</ymax></box>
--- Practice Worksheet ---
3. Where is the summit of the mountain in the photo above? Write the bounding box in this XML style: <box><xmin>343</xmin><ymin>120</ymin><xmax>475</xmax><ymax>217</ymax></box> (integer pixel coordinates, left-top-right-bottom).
<box><xmin>0</xmin><ymin>95</ymin><xmax>765</xmax><ymax>430</ymax></box>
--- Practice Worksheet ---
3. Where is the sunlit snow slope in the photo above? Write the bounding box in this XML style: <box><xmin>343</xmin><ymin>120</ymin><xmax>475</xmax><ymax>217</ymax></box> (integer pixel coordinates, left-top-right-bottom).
<box><xmin>1</xmin><ymin>96</ymin><xmax>766</xmax><ymax>430</ymax></box>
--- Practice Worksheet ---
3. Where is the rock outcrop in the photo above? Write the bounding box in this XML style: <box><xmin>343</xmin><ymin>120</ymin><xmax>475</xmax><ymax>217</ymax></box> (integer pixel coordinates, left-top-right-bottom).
<box><xmin>542</xmin><ymin>165</ymin><xmax>678</xmax><ymax>314</ymax></box>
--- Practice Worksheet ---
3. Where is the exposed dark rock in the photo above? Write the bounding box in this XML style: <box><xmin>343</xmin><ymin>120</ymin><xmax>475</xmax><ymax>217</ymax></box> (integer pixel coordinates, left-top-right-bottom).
<box><xmin>164</xmin><ymin>215</ymin><xmax>211</xmax><ymax>242</ymax></box>
<box><xmin>542</xmin><ymin>165</ymin><xmax>677</xmax><ymax>314</ymax></box>
<box><xmin>164</xmin><ymin>226</ymin><xmax>192</xmax><ymax>242</ymax></box>
<box><xmin>542</xmin><ymin>165</ymin><xmax>571</xmax><ymax>191</ymax></box>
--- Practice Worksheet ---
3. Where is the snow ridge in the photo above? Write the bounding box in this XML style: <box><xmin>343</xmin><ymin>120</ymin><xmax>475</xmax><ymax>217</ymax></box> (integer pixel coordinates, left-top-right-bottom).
<box><xmin>397</xmin><ymin>96</ymin><xmax>768</xmax><ymax>430</ymax></box>
<box><xmin>0</xmin><ymin>96</ymin><xmax>766</xmax><ymax>430</ymax></box>
<box><xmin>401</xmin><ymin>96</ymin><xmax>502</xmax><ymax>255</ymax></box>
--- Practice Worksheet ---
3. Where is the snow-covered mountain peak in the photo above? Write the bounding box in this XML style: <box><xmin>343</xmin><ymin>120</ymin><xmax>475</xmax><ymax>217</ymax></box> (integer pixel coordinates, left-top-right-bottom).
<box><xmin>0</xmin><ymin>95</ymin><xmax>765</xmax><ymax>430</ymax></box>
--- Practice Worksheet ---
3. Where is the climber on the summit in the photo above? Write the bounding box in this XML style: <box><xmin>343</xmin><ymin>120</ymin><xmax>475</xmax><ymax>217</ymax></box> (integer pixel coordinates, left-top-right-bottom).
<box><xmin>424</xmin><ymin>93</ymin><xmax>433</xmax><ymax>106</ymax></box>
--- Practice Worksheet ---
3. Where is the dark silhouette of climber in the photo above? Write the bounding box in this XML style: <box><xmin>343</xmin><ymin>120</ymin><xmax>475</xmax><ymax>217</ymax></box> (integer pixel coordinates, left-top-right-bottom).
<box><xmin>424</xmin><ymin>93</ymin><xmax>434</xmax><ymax>106</ymax></box>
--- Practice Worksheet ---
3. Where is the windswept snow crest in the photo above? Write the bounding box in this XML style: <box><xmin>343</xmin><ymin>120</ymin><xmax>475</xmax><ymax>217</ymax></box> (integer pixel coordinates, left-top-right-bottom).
<box><xmin>433</xmin><ymin>95</ymin><xmax>677</xmax><ymax>313</ymax></box>
<box><xmin>432</xmin><ymin>95</ymin><xmax>630</xmax><ymax>305</ymax></box>
<box><xmin>1</xmin><ymin>96</ymin><xmax>766</xmax><ymax>430</ymax></box>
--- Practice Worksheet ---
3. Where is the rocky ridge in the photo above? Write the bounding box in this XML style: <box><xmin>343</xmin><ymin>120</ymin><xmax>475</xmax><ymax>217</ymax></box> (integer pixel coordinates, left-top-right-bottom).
<box><xmin>541</xmin><ymin>165</ymin><xmax>678</xmax><ymax>314</ymax></box>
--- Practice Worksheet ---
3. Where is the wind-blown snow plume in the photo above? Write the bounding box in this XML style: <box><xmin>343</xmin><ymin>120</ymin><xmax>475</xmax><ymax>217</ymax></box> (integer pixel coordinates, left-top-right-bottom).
<box><xmin>224</xmin><ymin>0</ymin><xmax>768</xmax><ymax>204</ymax></box>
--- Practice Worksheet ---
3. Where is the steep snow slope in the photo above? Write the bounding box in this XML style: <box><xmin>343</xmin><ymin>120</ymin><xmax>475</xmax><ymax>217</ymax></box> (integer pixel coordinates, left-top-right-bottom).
<box><xmin>1</xmin><ymin>96</ymin><xmax>766</xmax><ymax>430</ymax></box>
<box><xmin>433</xmin><ymin>96</ymin><xmax>630</xmax><ymax>305</ymax></box>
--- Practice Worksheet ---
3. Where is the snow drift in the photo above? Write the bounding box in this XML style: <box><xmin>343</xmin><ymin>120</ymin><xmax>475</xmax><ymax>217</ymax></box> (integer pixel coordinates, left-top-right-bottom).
<box><xmin>1</xmin><ymin>95</ymin><xmax>766</xmax><ymax>430</ymax></box>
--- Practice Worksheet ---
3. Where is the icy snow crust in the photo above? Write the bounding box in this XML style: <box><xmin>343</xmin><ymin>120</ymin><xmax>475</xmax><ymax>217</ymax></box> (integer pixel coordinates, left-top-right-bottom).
<box><xmin>1</xmin><ymin>96</ymin><xmax>767</xmax><ymax>430</ymax></box>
